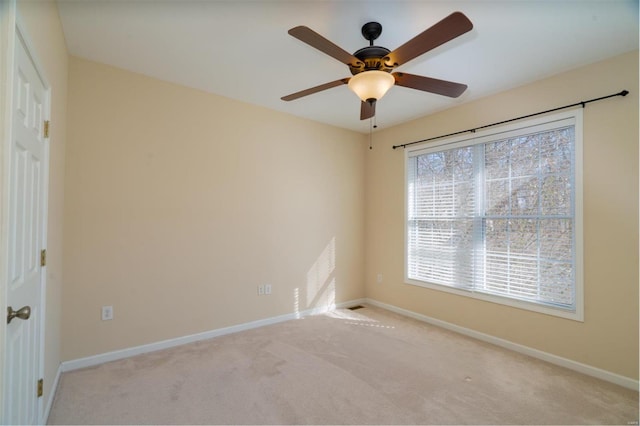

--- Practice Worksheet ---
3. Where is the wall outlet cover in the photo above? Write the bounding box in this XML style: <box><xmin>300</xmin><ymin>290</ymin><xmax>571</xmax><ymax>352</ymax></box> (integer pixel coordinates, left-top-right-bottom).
<box><xmin>101</xmin><ymin>305</ymin><xmax>113</xmax><ymax>321</ymax></box>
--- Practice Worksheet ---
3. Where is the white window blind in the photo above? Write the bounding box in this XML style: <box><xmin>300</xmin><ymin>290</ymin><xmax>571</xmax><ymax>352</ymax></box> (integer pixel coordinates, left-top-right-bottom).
<box><xmin>406</xmin><ymin>111</ymin><xmax>582</xmax><ymax>318</ymax></box>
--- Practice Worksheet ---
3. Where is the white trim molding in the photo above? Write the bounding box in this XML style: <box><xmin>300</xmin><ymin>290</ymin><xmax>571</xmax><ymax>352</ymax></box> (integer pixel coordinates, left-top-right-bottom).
<box><xmin>365</xmin><ymin>298</ymin><xmax>638</xmax><ymax>391</ymax></box>
<box><xmin>61</xmin><ymin>299</ymin><xmax>366</xmax><ymax>373</ymax></box>
<box><xmin>42</xmin><ymin>364</ymin><xmax>62</xmax><ymax>425</ymax></box>
<box><xmin>56</xmin><ymin>297</ymin><xmax>637</xmax><ymax>393</ymax></box>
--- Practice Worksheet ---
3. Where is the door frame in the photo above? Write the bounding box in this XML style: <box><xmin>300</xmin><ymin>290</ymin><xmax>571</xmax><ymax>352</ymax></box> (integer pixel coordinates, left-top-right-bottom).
<box><xmin>0</xmin><ymin>1</ymin><xmax>51</xmax><ymax>423</ymax></box>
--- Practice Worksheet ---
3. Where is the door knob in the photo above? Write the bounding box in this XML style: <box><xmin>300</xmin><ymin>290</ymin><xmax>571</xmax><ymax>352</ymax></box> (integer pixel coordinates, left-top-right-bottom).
<box><xmin>7</xmin><ymin>305</ymin><xmax>31</xmax><ymax>324</ymax></box>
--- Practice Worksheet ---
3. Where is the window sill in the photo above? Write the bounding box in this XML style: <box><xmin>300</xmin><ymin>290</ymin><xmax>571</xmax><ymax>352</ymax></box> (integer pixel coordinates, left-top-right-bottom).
<box><xmin>405</xmin><ymin>278</ymin><xmax>584</xmax><ymax>322</ymax></box>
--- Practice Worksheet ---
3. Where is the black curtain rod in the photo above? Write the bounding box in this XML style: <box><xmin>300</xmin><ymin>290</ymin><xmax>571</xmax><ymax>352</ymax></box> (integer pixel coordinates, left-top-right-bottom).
<box><xmin>392</xmin><ymin>89</ymin><xmax>629</xmax><ymax>150</ymax></box>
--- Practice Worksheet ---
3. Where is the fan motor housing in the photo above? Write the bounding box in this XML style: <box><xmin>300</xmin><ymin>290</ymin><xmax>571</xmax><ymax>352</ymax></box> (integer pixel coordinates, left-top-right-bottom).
<box><xmin>350</xmin><ymin>46</ymin><xmax>393</xmax><ymax>75</ymax></box>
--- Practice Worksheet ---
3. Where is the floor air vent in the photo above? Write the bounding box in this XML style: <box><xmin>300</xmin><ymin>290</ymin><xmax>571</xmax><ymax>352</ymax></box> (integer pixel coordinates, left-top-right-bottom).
<box><xmin>348</xmin><ymin>305</ymin><xmax>365</xmax><ymax>310</ymax></box>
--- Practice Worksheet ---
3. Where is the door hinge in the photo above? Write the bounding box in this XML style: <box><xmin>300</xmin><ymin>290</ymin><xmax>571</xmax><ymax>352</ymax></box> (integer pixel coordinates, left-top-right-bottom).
<box><xmin>40</xmin><ymin>249</ymin><xmax>46</xmax><ymax>267</ymax></box>
<box><xmin>37</xmin><ymin>379</ymin><xmax>43</xmax><ymax>398</ymax></box>
<box><xmin>44</xmin><ymin>120</ymin><xmax>50</xmax><ymax>138</ymax></box>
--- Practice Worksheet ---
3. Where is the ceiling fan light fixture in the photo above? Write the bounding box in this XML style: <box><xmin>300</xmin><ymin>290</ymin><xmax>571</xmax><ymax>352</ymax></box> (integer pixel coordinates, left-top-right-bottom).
<box><xmin>348</xmin><ymin>70</ymin><xmax>395</xmax><ymax>102</ymax></box>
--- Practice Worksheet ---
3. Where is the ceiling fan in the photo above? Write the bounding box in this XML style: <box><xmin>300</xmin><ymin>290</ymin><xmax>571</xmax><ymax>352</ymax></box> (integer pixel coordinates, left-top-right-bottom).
<box><xmin>281</xmin><ymin>12</ymin><xmax>473</xmax><ymax>120</ymax></box>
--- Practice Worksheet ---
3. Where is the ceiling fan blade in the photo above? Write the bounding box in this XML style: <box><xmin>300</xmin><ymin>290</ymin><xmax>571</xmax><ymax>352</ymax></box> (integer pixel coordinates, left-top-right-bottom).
<box><xmin>288</xmin><ymin>26</ymin><xmax>364</xmax><ymax>68</ymax></box>
<box><xmin>281</xmin><ymin>78</ymin><xmax>350</xmax><ymax>101</ymax></box>
<box><xmin>385</xmin><ymin>12</ymin><xmax>473</xmax><ymax>67</ymax></box>
<box><xmin>360</xmin><ymin>100</ymin><xmax>376</xmax><ymax>120</ymax></box>
<box><xmin>393</xmin><ymin>72</ymin><xmax>467</xmax><ymax>98</ymax></box>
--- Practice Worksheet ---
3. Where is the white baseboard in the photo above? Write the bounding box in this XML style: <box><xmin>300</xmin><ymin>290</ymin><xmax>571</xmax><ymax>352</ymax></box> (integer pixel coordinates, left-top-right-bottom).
<box><xmin>41</xmin><ymin>363</ymin><xmax>62</xmax><ymax>425</ymax></box>
<box><xmin>365</xmin><ymin>298</ymin><xmax>639</xmax><ymax>391</ymax></box>
<box><xmin>61</xmin><ymin>299</ymin><xmax>365</xmax><ymax>373</ymax></box>
<box><xmin>57</xmin><ymin>297</ymin><xmax>638</xmax><ymax>391</ymax></box>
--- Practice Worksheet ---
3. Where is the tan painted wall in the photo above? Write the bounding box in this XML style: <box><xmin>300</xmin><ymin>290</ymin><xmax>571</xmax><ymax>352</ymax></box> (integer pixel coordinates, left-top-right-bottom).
<box><xmin>63</xmin><ymin>57</ymin><xmax>366</xmax><ymax>360</ymax></box>
<box><xmin>14</xmin><ymin>0</ymin><xmax>68</xmax><ymax>407</ymax></box>
<box><xmin>365</xmin><ymin>50</ymin><xmax>639</xmax><ymax>380</ymax></box>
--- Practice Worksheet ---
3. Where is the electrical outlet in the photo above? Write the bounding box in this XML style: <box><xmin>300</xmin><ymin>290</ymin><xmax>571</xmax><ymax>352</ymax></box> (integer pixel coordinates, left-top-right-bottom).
<box><xmin>265</xmin><ymin>284</ymin><xmax>272</xmax><ymax>295</ymax></box>
<box><xmin>377</xmin><ymin>273</ymin><xmax>383</xmax><ymax>284</ymax></box>
<box><xmin>258</xmin><ymin>285</ymin><xmax>265</xmax><ymax>295</ymax></box>
<box><xmin>101</xmin><ymin>305</ymin><xmax>113</xmax><ymax>321</ymax></box>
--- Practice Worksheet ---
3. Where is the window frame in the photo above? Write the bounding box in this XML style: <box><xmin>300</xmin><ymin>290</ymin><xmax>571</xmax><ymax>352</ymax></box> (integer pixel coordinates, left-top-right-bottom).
<box><xmin>404</xmin><ymin>109</ymin><xmax>584</xmax><ymax>321</ymax></box>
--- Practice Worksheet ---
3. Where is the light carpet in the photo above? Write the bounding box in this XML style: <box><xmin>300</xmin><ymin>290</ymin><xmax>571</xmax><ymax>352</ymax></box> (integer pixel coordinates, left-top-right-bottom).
<box><xmin>48</xmin><ymin>305</ymin><xmax>639</xmax><ymax>425</ymax></box>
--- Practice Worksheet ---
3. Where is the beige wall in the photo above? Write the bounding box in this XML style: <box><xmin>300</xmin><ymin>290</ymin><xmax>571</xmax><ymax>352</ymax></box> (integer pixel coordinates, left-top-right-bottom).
<box><xmin>63</xmin><ymin>57</ymin><xmax>366</xmax><ymax>360</ymax></box>
<box><xmin>12</xmin><ymin>0</ymin><xmax>68</xmax><ymax>408</ymax></box>
<box><xmin>365</xmin><ymin>50</ymin><xmax>639</xmax><ymax>380</ymax></box>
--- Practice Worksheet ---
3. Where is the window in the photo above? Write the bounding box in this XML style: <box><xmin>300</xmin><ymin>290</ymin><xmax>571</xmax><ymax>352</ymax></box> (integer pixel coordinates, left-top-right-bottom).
<box><xmin>405</xmin><ymin>110</ymin><xmax>583</xmax><ymax>320</ymax></box>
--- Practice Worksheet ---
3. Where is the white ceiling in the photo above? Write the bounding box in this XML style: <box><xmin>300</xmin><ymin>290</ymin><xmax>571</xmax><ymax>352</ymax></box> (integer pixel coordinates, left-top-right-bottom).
<box><xmin>56</xmin><ymin>0</ymin><xmax>639</xmax><ymax>134</ymax></box>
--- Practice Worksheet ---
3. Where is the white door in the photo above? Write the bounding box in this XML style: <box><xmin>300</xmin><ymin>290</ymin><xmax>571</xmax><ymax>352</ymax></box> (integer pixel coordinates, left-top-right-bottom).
<box><xmin>3</xmin><ymin>29</ymin><xmax>49</xmax><ymax>425</ymax></box>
